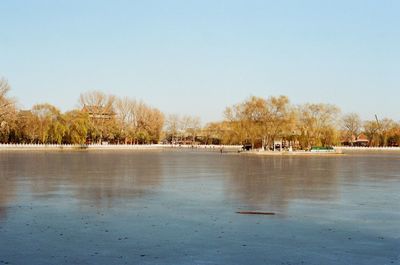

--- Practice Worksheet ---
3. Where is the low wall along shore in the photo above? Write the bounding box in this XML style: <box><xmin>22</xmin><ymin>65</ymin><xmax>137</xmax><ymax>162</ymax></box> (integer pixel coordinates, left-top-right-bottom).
<box><xmin>0</xmin><ymin>143</ymin><xmax>243</xmax><ymax>151</ymax></box>
<box><xmin>0</xmin><ymin>144</ymin><xmax>399</xmax><ymax>153</ymax></box>
<box><xmin>333</xmin><ymin>146</ymin><xmax>400</xmax><ymax>152</ymax></box>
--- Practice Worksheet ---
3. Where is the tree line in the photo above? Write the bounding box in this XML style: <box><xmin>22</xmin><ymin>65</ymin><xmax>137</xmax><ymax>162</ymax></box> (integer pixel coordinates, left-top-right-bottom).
<box><xmin>204</xmin><ymin>95</ymin><xmax>400</xmax><ymax>149</ymax></box>
<box><xmin>0</xmin><ymin>79</ymin><xmax>164</xmax><ymax>144</ymax></box>
<box><xmin>0</xmin><ymin>77</ymin><xmax>399</xmax><ymax>148</ymax></box>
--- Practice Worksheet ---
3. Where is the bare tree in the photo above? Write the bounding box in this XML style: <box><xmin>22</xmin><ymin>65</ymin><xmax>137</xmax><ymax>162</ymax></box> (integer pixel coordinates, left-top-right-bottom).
<box><xmin>342</xmin><ymin>113</ymin><xmax>361</xmax><ymax>146</ymax></box>
<box><xmin>0</xmin><ymin>78</ymin><xmax>16</xmax><ymax>120</ymax></box>
<box><xmin>363</xmin><ymin>120</ymin><xmax>380</xmax><ymax>147</ymax></box>
<box><xmin>115</xmin><ymin>97</ymin><xmax>164</xmax><ymax>144</ymax></box>
<box><xmin>378</xmin><ymin>118</ymin><xmax>396</xmax><ymax>146</ymax></box>
<box><xmin>0</xmin><ymin>78</ymin><xmax>18</xmax><ymax>143</ymax></box>
<box><xmin>181</xmin><ymin>115</ymin><xmax>201</xmax><ymax>144</ymax></box>
<box><xmin>115</xmin><ymin>97</ymin><xmax>138</xmax><ymax>143</ymax></box>
<box><xmin>79</xmin><ymin>91</ymin><xmax>116</xmax><ymax>143</ymax></box>
<box><xmin>165</xmin><ymin>114</ymin><xmax>181</xmax><ymax>143</ymax></box>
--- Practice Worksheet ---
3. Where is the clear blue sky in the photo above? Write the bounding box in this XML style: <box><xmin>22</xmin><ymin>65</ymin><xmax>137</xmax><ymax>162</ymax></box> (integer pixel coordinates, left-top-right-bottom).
<box><xmin>1</xmin><ymin>0</ymin><xmax>399</xmax><ymax>122</ymax></box>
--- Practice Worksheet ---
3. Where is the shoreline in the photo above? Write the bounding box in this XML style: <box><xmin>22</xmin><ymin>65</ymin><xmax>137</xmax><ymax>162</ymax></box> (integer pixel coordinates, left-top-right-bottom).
<box><xmin>0</xmin><ymin>144</ymin><xmax>242</xmax><ymax>152</ymax></box>
<box><xmin>334</xmin><ymin>146</ymin><xmax>400</xmax><ymax>154</ymax></box>
<box><xmin>0</xmin><ymin>144</ymin><xmax>399</xmax><ymax>155</ymax></box>
<box><xmin>245</xmin><ymin>146</ymin><xmax>400</xmax><ymax>156</ymax></box>
<box><xmin>245</xmin><ymin>150</ymin><xmax>345</xmax><ymax>156</ymax></box>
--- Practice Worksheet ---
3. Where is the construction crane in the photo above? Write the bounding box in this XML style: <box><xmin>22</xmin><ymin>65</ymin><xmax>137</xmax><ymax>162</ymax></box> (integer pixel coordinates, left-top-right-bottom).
<box><xmin>375</xmin><ymin>114</ymin><xmax>381</xmax><ymax>132</ymax></box>
<box><xmin>375</xmin><ymin>114</ymin><xmax>383</xmax><ymax>147</ymax></box>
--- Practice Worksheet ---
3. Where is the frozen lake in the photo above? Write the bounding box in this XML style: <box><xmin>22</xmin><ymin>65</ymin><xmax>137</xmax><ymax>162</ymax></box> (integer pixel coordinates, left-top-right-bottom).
<box><xmin>0</xmin><ymin>151</ymin><xmax>399</xmax><ymax>264</ymax></box>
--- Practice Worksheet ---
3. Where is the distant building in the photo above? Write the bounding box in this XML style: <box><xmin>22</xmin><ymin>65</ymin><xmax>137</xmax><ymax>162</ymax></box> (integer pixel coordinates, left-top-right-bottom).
<box><xmin>341</xmin><ymin>133</ymin><xmax>369</xmax><ymax>146</ymax></box>
<box><xmin>82</xmin><ymin>105</ymin><xmax>116</xmax><ymax>120</ymax></box>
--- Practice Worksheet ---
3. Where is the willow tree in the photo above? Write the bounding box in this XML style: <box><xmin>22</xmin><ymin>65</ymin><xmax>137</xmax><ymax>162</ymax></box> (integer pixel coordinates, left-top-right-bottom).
<box><xmin>136</xmin><ymin>106</ymin><xmax>164</xmax><ymax>144</ymax></box>
<box><xmin>14</xmin><ymin>110</ymin><xmax>38</xmax><ymax>143</ymax></box>
<box><xmin>224</xmin><ymin>96</ymin><xmax>264</xmax><ymax>148</ymax></box>
<box><xmin>297</xmin><ymin>103</ymin><xmax>340</xmax><ymax>148</ymax></box>
<box><xmin>31</xmin><ymin>104</ymin><xmax>66</xmax><ymax>144</ymax></box>
<box><xmin>261</xmin><ymin>96</ymin><xmax>294</xmax><ymax>149</ymax></box>
<box><xmin>64</xmin><ymin>110</ymin><xmax>89</xmax><ymax>144</ymax></box>
<box><xmin>202</xmin><ymin>122</ymin><xmax>221</xmax><ymax>145</ymax></box>
<box><xmin>203</xmin><ymin>121</ymin><xmax>240</xmax><ymax>145</ymax></box>
<box><xmin>224</xmin><ymin>96</ymin><xmax>294</xmax><ymax>149</ymax></box>
<box><xmin>241</xmin><ymin>96</ymin><xmax>265</xmax><ymax>148</ymax></box>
